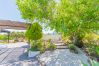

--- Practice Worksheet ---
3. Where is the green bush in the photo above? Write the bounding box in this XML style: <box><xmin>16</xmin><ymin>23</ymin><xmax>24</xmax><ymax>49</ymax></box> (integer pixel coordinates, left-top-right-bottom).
<box><xmin>68</xmin><ymin>44</ymin><xmax>78</xmax><ymax>53</ymax></box>
<box><xmin>30</xmin><ymin>40</ymin><xmax>45</xmax><ymax>53</ymax></box>
<box><xmin>25</xmin><ymin>22</ymin><xmax>43</xmax><ymax>51</ymax></box>
<box><xmin>25</xmin><ymin>22</ymin><xmax>42</xmax><ymax>41</ymax></box>
<box><xmin>37</xmin><ymin>40</ymin><xmax>45</xmax><ymax>53</ymax></box>
<box><xmin>49</xmin><ymin>44</ymin><xmax>56</xmax><ymax>50</ymax></box>
<box><xmin>82</xmin><ymin>60</ymin><xmax>99</xmax><ymax>66</ymax></box>
<box><xmin>68</xmin><ymin>44</ymin><xmax>76</xmax><ymax>50</ymax></box>
<box><xmin>96</xmin><ymin>47</ymin><xmax>99</xmax><ymax>56</ymax></box>
<box><xmin>91</xmin><ymin>60</ymin><xmax>99</xmax><ymax>66</ymax></box>
<box><xmin>0</xmin><ymin>32</ymin><xmax>25</xmax><ymax>43</ymax></box>
<box><xmin>0</xmin><ymin>34</ymin><xmax>12</xmax><ymax>40</ymax></box>
<box><xmin>47</xmin><ymin>42</ymin><xmax>51</xmax><ymax>49</ymax></box>
<box><xmin>47</xmin><ymin>39</ymin><xmax>56</xmax><ymax>50</ymax></box>
<box><xmin>87</xmin><ymin>43</ymin><xmax>99</xmax><ymax>57</ymax></box>
<box><xmin>30</xmin><ymin>41</ymin><xmax>38</xmax><ymax>51</ymax></box>
<box><xmin>40</xmin><ymin>47</ymin><xmax>45</xmax><ymax>53</ymax></box>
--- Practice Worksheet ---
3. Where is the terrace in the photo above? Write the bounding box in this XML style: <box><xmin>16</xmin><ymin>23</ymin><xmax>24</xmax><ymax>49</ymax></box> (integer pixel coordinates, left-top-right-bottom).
<box><xmin>0</xmin><ymin>20</ymin><xmax>90</xmax><ymax>66</ymax></box>
<box><xmin>0</xmin><ymin>0</ymin><xmax>99</xmax><ymax>66</ymax></box>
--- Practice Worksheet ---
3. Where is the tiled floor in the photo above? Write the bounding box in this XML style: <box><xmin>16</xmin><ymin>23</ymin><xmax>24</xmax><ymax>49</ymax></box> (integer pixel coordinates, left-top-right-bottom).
<box><xmin>0</xmin><ymin>42</ymin><xmax>90</xmax><ymax>66</ymax></box>
<box><xmin>0</xmin><ymin>44</ymin><xmax>40</xmax><ymax>66</ymax></box>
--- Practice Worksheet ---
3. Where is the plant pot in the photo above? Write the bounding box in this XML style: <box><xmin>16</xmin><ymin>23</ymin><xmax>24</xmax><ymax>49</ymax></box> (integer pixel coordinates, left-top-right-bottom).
<box><xmin>28</xmin><ymin>50</ymin><xmax>40</xmax><ymax>58</ymax></box>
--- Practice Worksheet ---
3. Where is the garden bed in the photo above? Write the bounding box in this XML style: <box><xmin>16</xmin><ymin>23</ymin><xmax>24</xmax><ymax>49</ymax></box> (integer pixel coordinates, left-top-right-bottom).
<box><xmin>82</xmin><ymin>46</ymin><xmax>99</xmax><ymax>62</ymax></box>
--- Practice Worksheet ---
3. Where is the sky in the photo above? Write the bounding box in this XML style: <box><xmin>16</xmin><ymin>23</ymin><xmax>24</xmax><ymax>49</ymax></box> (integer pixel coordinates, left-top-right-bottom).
<box><xmin>0</xmin><ymin>0</ymin><xmax>25</xmax><ymax>22</ymax></box>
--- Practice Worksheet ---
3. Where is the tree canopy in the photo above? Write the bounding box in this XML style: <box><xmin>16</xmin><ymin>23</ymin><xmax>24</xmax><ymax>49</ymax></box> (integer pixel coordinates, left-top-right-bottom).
<box><xmin>17</xmin><ymin>0</ymin><xmax>99</xmax><ymax>35</ymax></box>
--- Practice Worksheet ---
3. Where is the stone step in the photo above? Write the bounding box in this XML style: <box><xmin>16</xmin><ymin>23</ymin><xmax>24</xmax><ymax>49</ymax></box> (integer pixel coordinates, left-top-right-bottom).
<box><xmin>56</xmin><ymin>46</ymin><xmax>68</xmax><ymax>49</ymax></box>
<box><xmin>55</xmin><ymin>43</ymin><xmax>65</xmax><ymax>46</ymax></box>
<box><xmin>57</xmin><ymin>41</ymin><xmax>63</xmax><ymax>43</ymax></box>
<box><xmin>53</xmin><ymin>40</ymin><xmax>63</xmax><ymax>43</ymax></box>
<box><xmin>56</xmin><ymin>41</ymin><xmax>63</xmax><ymax>43</ymax></box>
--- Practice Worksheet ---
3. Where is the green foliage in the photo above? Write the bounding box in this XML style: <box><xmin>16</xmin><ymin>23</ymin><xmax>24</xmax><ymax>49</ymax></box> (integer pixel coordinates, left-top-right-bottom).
<box><xmin>0</xmin><ymin>34</ymin><xmax>8</xmax><ymax>40</ymax></box>
<box><xmin>81</xmin><ymin>62</ymin><xmax>88</xmax><ymax>66</ymax></box>
<box><xmin>96</xmin><ymin>47</ymin><xmax>99</xmax><ymax>56</ymax></box>
<box><xmin>37</xmin><ymin>40</ymin><xmax>43</xmax><ymax>50</ymax></box>
<box><xmin>68</xmin><ymin>44</ymin><xmax>78</xmax><ymax>53</ymax></box>
<box><xmin>10</xmin><ymin>32</ymin><xmax>25</xmax><ymax>42</ymax></box>
<box><xmin>17</xmin><ymin>0</ymin><xmax>99</xmax><ymax>48</ymax></box>
<box><xmin>47</xmin><ymin>39</ymin><xmax>56</xmax><ymax>50</ymax></box>
<box><xmin>68</xmin><ymin>44</ymin><xmax>76</xmax><ymax>50</ymax></box>
<box><xmin>10</xmin><ymin>32</ymin><xmax>25</xmax><ymax>38</ymax></box>
<box><xmin>47</xmin><ymin>42</ymin><xmax>51</xmax><ymax>49</ymax></box>
<box><xmin>30</xmin><ymin>41</ymin><xmax>38</xmax><ymax>51</ymax></box>
<box><xmin>40</xmin><ymin>47</ymin><xmax>45</xmax><ymax>53</ymax></box>
<box><xmin>37</xmin><ymin>41</ymin><xmax>45</xmax><ymax>53</ymax></box>
<box><xmin>16</xmin><ymin>0</ymin><xmax>55</xmax><ymax>21</ymax></box>
<box><xmin>25</xmin><ymin>22</ymin><xmax>43</xmax><ymax>51</ymax></box>
<box><xmin>91</xmin><ymin>60</ymin><xmax>99</xmax><ymax>66</ymax></box>
<box><xmin>87</xmin><ymin>43</ymin><xmax>99</xmax><ymax>57</ymax></box>
<box><xmin>82</xmin><ymin>60</ymin><xmax>99</xmax><ymax>66</ymax></box>
<box><xmin>49</xmin><ymin>44</ymin><xmax>56</xmax><ymax>50</ymax></box>
<box><xmin>25</xmin><ymin>22</ymin><xmax>42</xmax><ymax>41</ymax></box>
<box><xmin>83</xmin><ymin>33</ymin><xmax>99</xmax><ymax>44</ymax></box>
<box><xmin>52</xmin><ymin>0</ymin><xmax>99</xmax><ymax>34</ymax></box>
<box><xmin>0</xmin><ymin>32</ymin><xmax>25</xmax><ymax>43</ymax></box>
<box><xmin>30</xmin><ymin>40</ymin><xmax>45</xmax><ymax>53</ymax></box>
<box><xmin>62</xmin><ymin>34</ymin><xmax>71</xmax><ymax>44</ymax></box>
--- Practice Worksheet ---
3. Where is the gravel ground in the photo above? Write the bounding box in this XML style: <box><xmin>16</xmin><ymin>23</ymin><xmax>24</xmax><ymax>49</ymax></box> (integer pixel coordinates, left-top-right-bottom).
<box><xmin>38</xmin><ymin>49</ymin><xmax>90</xmax><ymax>66</ymax></box>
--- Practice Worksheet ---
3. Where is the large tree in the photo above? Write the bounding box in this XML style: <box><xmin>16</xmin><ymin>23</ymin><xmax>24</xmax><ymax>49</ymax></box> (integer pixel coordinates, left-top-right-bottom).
<box><xmin>17</xmin><ymin>0</ymin><xmax>99</xmax><ymax>47</ymax></box>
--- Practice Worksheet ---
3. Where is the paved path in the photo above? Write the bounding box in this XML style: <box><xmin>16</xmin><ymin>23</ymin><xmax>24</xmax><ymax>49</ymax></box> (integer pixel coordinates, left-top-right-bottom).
<box><xmin>39</xmin><ymin>49</ymin><xmax>90</xmax><ymax>66</ymax></box>
<box><xmin>0</xmin><ymin>43</ymin><xmax>40</xmax><ymax>66</ymax></box>
<box><xmin>0</xmin><ymin>42</ymin><xmax>90</xmax><ymax>66</ymax></box>
<box><xmin>0</xmin><ymin>48</ymin><xmax>40</xmax><ymax>66</ymax></box>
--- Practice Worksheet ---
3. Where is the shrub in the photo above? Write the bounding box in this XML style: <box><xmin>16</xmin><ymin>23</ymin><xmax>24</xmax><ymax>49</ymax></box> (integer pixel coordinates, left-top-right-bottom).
<box><xmin>25</xmin><ymin>22</ymin><xmax>42</xmax><ymax>41</ymax></box>
<box><xmin>40</xmin><ymin>47</ymin><xmax>45</xmax><ymax>53</ymax></box>
<box><xmin>62</xmin><ymin>34</ymin><xmax>71</xmax><ymax>45</ymax></box>
<box><xmin>82</xmin><ymin>60</ymin><xmax>99</xmax><ymax>66</ymax></box>
<box><xmin>37</xmin><ymin>40</ymin><xmax>43</xmax><ymax>50</ymax></box>
<box><xmin>47</xmin><ymin>39</ymin><xmax>56</xmax><ymax>50</ymax></box>
<box><xmin>30</xmin><ymin>41</ymin><xmax>38</xmax><ymax>51</ymax></box>
<box><xmin>68</xmin><ymin>44</ymin><xmax>78</xmax><ymax>53</ymax></box>
<box><xmin>30</xmin><ymin>40</ymin><xmax>46</xmax><ymax>53</ymax></box>
<box><xmin>83</xmin><ymin>33</ymin><xmax>99</xmax><ymax>47</ymax></box>
<box><xmin>37</xmin><ymin>40</ymin><xmax>45</xmax><ymax>53</ymax></box>
<box><xmin>96</xmin><ymin>47</ymin><xmax>99</xmax><ymax>57</ymax></box>
<box><xmin>0</xmin><ymin>34</ymin><xmax>13</xmax><ymax>41</ymax></box>
<box><xmin>68</xmin><ymin>44</ymin><xmax>76</xmax><ymax>50</ymax></box>
<box><xmin>47</xmin><ymin>42</ymin><xmax>51</xmax><ymax>49</ymax></box>
<box><xmin>49</xmin><ymin>44</ymin><xmax>56</xmax><ymax>50</ymax></box>
<box><xmin>87</xmin><ymin>43</ymin><xmax>99</xmax><ymax>57</ymax></box>
<box><xmin>25</xmin><ymin>22</ymin><xmax>43</xmax><ymax>51</ymax></box>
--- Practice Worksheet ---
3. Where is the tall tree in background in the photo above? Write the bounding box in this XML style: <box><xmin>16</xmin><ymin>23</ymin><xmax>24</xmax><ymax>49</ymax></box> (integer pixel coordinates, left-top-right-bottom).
<box><xmin>17</xmin><ymin>0</ymin><xmax>99</xmax><ymax>47</ymax></box>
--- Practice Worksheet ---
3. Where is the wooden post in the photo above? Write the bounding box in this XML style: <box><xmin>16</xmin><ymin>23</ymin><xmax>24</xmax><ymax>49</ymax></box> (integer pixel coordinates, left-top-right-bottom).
<box><xmin>8</xmin><ymin>33</ymin><xmax>10</xmax><ymax>43</ymax></box>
